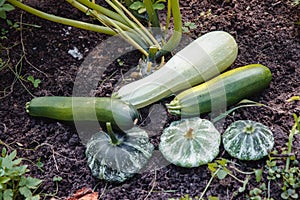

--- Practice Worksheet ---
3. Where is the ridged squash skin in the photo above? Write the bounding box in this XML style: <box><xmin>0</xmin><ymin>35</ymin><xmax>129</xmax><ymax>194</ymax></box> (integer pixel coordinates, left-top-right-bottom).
<box><xmin>114</xmin><ymin>31</ymin><xmax>238</xmax><ymax>109</ymax></box>
<box><xmin>26</xmin><ymin>97</ymin><xmax>139</xmax><ymax>131</ymax></box>
<box><xmin>167</xmin><ymin>64</ymin><xmax>272</xmax><ymax>116</ymax></box>
<box><xmin>222</xmin><ymin>120</ymin><xmax>274</xmax><ymax>160</ymax></box>
<box><xmin>159</xmin><ymin>117</ymin><xmax>220</xmax><ymax>168</ymax></box>
<box><xmin>86</xmin><ymin>127</ymin><xmax>154</xmax><ymax>182</ymax></box>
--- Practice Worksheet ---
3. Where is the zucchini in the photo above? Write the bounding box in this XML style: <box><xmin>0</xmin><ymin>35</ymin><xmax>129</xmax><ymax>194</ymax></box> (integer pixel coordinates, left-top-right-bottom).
<box><xmin>114</xmin><ymin>31</ymin><xmax>238</xmax><ymax>109</ymax></box>
<box><xmin>166</xmin><ymin>64</ymin><xmax>272</xmax><ymax>116</ymax></box>
<box><xmin>26</xmin><ymin>97</ymin><xmax>139</xmax><ymax>130</ymax></box>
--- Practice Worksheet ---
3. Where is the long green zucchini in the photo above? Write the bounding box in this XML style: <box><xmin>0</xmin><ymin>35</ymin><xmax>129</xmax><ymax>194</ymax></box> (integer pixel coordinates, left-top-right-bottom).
<box><xmin>113</xmin><ymin>31</ymin><xmax>238</xmax><ymax>109</ymax></box>
<box><xmin>26</xmin><ymin>97</ymin><xmax>139</xmax><ymax>130</ymax></box>
<box><xmin>166</xmin><ymin>64</ymin><xmax>272</xmax><ymax>116</ymax></box>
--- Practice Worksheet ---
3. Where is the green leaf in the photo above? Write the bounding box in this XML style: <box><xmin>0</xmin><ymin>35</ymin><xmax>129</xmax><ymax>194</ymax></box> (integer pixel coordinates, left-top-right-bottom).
<box><xmin>8</xmin><ymin>150</ymin><xmax>17</xmax><ymax>161</ymax></box>
<box><xmin>2</xmin><ymin>4</ymin><xmax>14</xmax><ymax>12</ymax></box>
<box><xmin>182</xmin><ymin>27</ymin><xmax>189</xmax><ymax>33</ymax></box>
<box><xmin>0</xmin><ymin>0</ymin><xmax>6</xmax><ymax>7</ymax></box>
<box><xmin>52</xmin><ymin>176</ymin><xmax>62</xmax><ymax>182</ymax></box>
<box><xmin>207</xmin><ymin>162</ymin><xmax>218</xmax><ymax>174</ymax></box>
<box><xmin>129</xmin><ymin>1</ymin><xmax>144</xmax><ymax>10</ymax></box>
<box><xmin>153</xmin><ymin>3</ymin><xmax>165</xmax><ymax>10</ymax></box>
<box><xmin>3</xmin><ymin>189</ymin><xmax>13</xmax><ymax>200</ymax></box>
<box><xmin>281</xmin><ymin>191</ymin><xmax>289</xmax><ymax>199</ymax></box>
<box><xmin>34</xmin><ymin>79</ymin><xmax>41</xmax><ymax>88</ymax></box>
<box><xmin>12</xmin><ymin>158</ymin><xmax>23</xmax><ymax>166</ymax></box>
<box><xmin>0</xmin><ymin>169</ymin><xmax>4</xmax><ymax>176</ymax></box>
<box><xmin>0</xmin><ymin>177</ymin><xmax>10</xmax><ymax>184</ymax></box>
<box><xmin>254</xmin><ymin>169</ymin><xmax>263</xmax><ymax>182</ymax></box>
<box><xmin>20</xmin><ymin>177</ymin><xmax>42</xmax><ymax>189</ymax></box>
<box><xmin>28</xmin><ymin>195</ymin><xmax>40</xmax><ymax>200</ymax></box>
<box><xmin>19</xmin><ymin>186</ymin><xmax>32</xmax><ymax>198</ymax></box>
<box><xmin>216</xmin><ymin>158</ymin><xmax>228</xmax><ymax>167</ymax></box>
<box><xmin>27</xmin><ymin>76</ymin><xmax>34</xmax><ymax>82</ymax></box>
<box><xmin>216</xmin><ymin>169</ymin><xmax>228</xmax><ymax>180</ymax></box>
<box><xmin>0</xmin><ymin>11</ymin><xmax>6</xmax><ymax>19</ymax></box>
<box><xmin>1</xmin><ymin>148</ymin><xmax>6</xmax><ymax>157</ymax></box>
<box><xmin>138</xmin><ymin>7</ymin><xmax>146</xmax><ymax>14</ymax></box>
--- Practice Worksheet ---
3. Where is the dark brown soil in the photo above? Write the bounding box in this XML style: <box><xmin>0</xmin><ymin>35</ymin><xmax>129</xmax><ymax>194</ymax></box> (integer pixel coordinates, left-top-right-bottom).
<box><xmin>0</xmin><ymin>0</ymin><xmax>299</xmax><ymax>199</ymax></box>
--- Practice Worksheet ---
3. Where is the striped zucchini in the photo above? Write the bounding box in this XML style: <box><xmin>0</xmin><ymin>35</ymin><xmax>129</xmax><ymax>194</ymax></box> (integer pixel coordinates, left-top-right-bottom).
<box><xmin>114</xmin><ymin>31</ymin><xmax>238</xmax><ymax>109</ymax></box>
<box><xmin>26</xmin><ymin>97</ymin><xmax>139</xmax><ymax>130</ymax></box>
<box><xmin>166</xmin><ymin>64</ymin><xmax>272</xmax><ymax>116</ymax></box>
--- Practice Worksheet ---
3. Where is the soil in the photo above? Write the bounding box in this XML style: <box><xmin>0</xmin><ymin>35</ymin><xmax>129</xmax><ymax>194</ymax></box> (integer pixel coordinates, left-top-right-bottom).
<box><xmin>0</xmin><ymin>0</ymin><xmax>299</xmax><ymax>199</ymax></box>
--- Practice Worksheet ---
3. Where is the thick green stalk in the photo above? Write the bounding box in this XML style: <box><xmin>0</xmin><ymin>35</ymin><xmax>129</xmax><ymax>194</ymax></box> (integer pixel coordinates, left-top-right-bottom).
<box><xmin>65</xmin><ymin>0</ymin><xmax>131</xmax><ymax>31</ymax></box>
<box><xmin>106</xmin><ymin>122</ymin><xmax>120</xmax><ymax>145</ymax></box>
<box><xmin>157</xmin><ymin>0</ymin><xmax>182</xmax><ymax>57</ymax></box>
<box><xmin>106</xmin><ymin>0</ymin><xmax>154</xmax><ymax>47</ymax></box>
<box><xmin>75</xmin><ymin>0</ymin><xmax>129</xmax><ymax>26</ymax></box>
<box><xmin>113</xmin><ymin>0</ymin><xmax>160</xmax><ymax>47</ymax></box>
<box><xmin>144</xmin><ymin>0</ymin><xmax>160</xmax><ymax>28</ymax></box>
<box><xmin>164</xmin><ymin>0</ymin><xmax>171</xmax><ymax>34</ymax></box>
<box><xmin>7</xmin><ymin>0</ymin><xmax>116</xmax><ymax>35</ymax></box>
<box><xmin>285</xmin><ymin>114</ymin><xmax>299</xmax><ymax>171</ymax></box>
<box><xmin>100</xmin><ymin>12</ymin><xmax>149</xmax><ymax>56</ymax></box>
<box><xmin>74</xmin><ymin>0</ymin><xmax>152</xmax><ymax>52</ymax></box>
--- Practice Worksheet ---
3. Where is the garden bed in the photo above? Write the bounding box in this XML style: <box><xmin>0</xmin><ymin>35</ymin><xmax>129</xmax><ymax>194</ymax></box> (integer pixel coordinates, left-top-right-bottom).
<box><xmin>0</xmin><ymin>0</ymin><xmax>299</xmax><ymax>199</ymax></box>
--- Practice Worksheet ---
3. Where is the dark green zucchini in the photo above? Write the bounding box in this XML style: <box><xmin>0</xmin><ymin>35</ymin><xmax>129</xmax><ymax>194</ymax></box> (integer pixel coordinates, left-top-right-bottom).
<box><xmin>166</xmin><ymin>64</ymin><xmax>272</xmax><ymax>116</ymax></box>
<box><xmin>26</xmin><ymin>97</ymin><xmax>139</xmax><ymax>130</ymax></box>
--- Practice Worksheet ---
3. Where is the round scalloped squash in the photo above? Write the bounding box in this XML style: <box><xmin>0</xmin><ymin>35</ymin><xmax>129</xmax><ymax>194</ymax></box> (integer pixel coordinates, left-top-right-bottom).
<box><xmin>86</xmin><ymin>127</ymin><xmax>154</xmax><ymax>183</ymax></box>
<box><xmin>222</xmin><ymin>120</ymin><xmax>274</xmax><ymax>160</ymax></box>
<box><xmin>159</xmin><ymin>117</ymin><xmax>221</xmax><ymax>168</ymax></box>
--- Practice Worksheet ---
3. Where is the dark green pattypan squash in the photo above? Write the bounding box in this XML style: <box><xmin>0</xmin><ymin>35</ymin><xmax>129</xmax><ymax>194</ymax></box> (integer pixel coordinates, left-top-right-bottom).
<box><xmin>86</xmin><ymin>123</ymin><xmax>154</xmax><ymax>182</ymax></box>
<box><xmin>222</xmin><ymin>120</ymin><xmax>274</xmax><ymax>160</ymax></box>
<box><xmin>159</xmin><ymin>117</ymin><xmax>221</xmax><ymax>168</ymax></box>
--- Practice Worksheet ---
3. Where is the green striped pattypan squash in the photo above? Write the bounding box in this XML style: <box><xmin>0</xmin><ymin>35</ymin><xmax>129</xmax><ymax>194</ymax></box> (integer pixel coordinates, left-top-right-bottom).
<box><xmin>159</xmin><ymin>117</ymin><xmax>221</xmax><ymax>168</ymax></box>
<box><xmin>222</xmin><ymin>120</ymin><xmax>274</xmax><ymax>160</ymax></box>
<box><xmin>86</xmin><ymin>123</ymin><xmax>154</xmax><ymax>182</ymax></box>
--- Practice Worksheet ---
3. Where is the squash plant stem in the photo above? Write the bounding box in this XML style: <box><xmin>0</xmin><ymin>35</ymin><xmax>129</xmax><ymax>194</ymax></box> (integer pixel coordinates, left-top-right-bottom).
<box><xmin>106</xmin><ymin>122</ymin><xmax>121</xmax><ymax>145</ymax></box>
<box><xmin>156</xmin><ymin>0</ymin><xmax>182</xmax><ymax>58</ymax></box>
<box><xmin>7</xmin><ymin>0</ymin><xmax>115</xmax><ymax>35</ymax></box>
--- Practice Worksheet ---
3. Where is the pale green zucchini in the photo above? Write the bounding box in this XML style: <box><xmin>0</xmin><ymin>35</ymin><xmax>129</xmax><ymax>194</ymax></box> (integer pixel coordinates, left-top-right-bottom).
<box><xmin>114</xmin><ymin>31</ymin><xmax>238</xmax><ymax>109</ymax></box>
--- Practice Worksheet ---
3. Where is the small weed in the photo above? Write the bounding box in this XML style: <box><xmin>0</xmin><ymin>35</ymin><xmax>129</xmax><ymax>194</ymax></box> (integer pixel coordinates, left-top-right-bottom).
<box><xmin>117</xmin><ymin>58</ymin><xmax>124</xmax><ymax>67</ymax></box>
<box><xmin>27</xmin><ymin>75</ymin><xmax>41</xmax><ymax>88</ymax></box>
<box><xmin>0</xmin><ymin>147</ymin><xmax>42</xmax><ymax>200</ymax></box>
<box><xmin>0</xmin><ymin>0</ymin><xmax>15</xmax><ymax>20</ymax></box>
<box><xmin>52</xmin><ymin>175</ymin><xmax>62</xmax><ymax>183</ymax></box>
<box><xmin>182</xmin><ymin>21</ymin><xmax>198</xmax><ymax>33</ymax></box>
<box><xmin>129</xmin><ymin>0</ymin><xmax>166</xmax><ymax>14</ymax></box>
<box><xmin>205</xmin><ymin>158</ymin><xmax>252</xmax><ymax>199</ymax></box>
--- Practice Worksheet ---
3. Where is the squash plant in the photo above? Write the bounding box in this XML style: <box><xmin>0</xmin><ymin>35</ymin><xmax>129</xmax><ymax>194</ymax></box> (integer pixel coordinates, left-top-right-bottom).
<box><xmin>86</xmin><ymin>122</ymin><xmax>154</xmax><ymax>182</ymax></box>
<box><xmin>222</xmin><ymin>120</ymin><xmax>274</xmax><ymax>161</ymax></box>
<box><xmin>159</xmin><ymin>117</ymin><xmax>221</xmax><ymax>168</ymax></box>
<box><xmin>6</xmin><ymin>0</ymin><xmax>182</xmax><ymax>73</ymax></box>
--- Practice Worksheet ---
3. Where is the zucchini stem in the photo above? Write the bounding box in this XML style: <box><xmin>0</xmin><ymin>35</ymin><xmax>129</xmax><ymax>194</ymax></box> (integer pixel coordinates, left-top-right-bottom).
<box><xmin>106</xmin><ymin>122</ymin><xmax>120</xmax><ymax>145</ymax></box>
